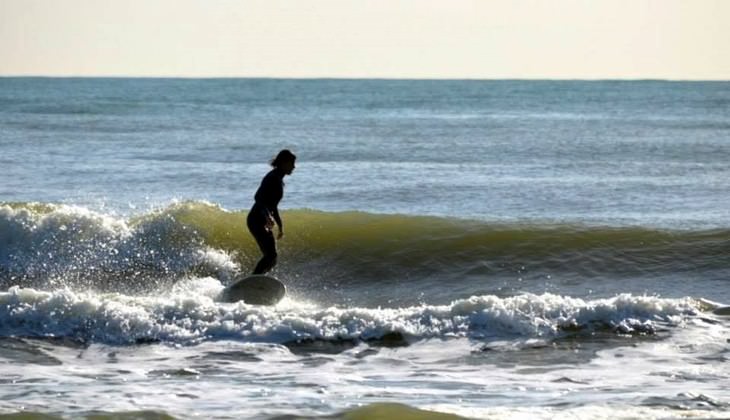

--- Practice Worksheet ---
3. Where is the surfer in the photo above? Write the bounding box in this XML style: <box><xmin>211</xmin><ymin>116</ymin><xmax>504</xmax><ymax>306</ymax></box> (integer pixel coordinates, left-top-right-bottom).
<box><xmin>247</xmin><ymin>149</ymin><xmax>296</xmax><ymax>274</ymax></box>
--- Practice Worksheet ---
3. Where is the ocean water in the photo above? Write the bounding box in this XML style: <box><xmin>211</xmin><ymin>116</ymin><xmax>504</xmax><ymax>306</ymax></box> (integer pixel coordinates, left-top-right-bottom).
<box><xmin>1</xmin><ymin>78</ymin><xmax>730</xmax><ymax>419</ymax></box>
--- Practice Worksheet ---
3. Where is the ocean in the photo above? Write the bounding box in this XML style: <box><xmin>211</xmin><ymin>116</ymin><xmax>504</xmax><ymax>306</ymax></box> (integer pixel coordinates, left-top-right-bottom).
<box><xmin>1</xmin><ymin>78</ymin><xmax>729</xmax><ymax>419</ymax></box>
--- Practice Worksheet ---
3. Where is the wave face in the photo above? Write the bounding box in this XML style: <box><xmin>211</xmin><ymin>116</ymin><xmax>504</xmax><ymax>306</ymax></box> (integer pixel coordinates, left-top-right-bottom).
<box><xmin>2</xmin><ymin>201</ymin><xmax>729</xmax><ymax>293</ymax></box>
<box><xmin>0</xmin><ymin>202</ymin><xmax>730</xmax><ymax>286</ymax></box>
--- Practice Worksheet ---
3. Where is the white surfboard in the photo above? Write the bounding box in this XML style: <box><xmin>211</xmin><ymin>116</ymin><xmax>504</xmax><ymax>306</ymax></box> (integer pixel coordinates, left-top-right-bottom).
<box><xmin>221</xmin><ymin>274</ymin><xmax>286</xmax><ymax>305</ymax></box>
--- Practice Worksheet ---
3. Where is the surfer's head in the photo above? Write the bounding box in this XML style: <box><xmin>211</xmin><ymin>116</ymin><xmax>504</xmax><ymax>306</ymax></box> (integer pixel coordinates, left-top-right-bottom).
<box><xmin>271</xmin><ymin>149</ymin><xmax>296</xmax><ymax>175</ymax></box>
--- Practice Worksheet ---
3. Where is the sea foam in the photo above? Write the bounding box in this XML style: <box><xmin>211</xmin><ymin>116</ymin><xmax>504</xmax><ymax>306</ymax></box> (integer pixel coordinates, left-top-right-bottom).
<box><xmin>0</xmin><ymin>203</ymin><xmax>239</xmax><ymax>290</ymax></box>
<box><xmin>0</xmin><ymin>285</ymin><xmax>698</xmax><ymax>346</ymax></box>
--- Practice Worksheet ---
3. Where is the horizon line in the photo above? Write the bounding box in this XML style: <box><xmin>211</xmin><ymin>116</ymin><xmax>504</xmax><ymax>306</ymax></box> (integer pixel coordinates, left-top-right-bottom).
<box><xmin>1</xmin><ymin>75</ymin><xmax>728</xmax><ymax>82</ymax></box>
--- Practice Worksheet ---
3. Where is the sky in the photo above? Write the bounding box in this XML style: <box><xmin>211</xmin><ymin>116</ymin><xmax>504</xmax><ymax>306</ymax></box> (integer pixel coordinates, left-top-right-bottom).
<box><xmin>1</xmin><ymin>0</ymin><xmax>729</xmax><ymax>79</ymax></box>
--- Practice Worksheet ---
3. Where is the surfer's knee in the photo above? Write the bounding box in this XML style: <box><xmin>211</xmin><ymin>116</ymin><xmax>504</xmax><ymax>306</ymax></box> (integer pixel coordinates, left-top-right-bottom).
<box><xmin>264</xmin><ymin>250</ymin><xmax>277</xmax><ymax>266</ymax></box>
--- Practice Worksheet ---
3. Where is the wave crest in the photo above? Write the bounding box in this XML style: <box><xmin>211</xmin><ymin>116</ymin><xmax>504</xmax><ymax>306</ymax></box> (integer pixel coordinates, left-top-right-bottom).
<box><xmin>0</xmin><ymin>202</ymin><xmax>238</xmax><ymax>291</ymax></box>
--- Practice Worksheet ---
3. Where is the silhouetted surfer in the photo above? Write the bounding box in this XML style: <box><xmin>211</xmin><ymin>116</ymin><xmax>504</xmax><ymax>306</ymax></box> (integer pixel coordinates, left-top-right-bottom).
<box><xmin>247</xmin><ymin>150</ymin><xmax>296</xmax><ymax>274</ymax></box>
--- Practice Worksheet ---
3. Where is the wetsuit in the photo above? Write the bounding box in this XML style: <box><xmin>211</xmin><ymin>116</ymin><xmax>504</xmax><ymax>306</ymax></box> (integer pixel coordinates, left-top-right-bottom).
<box><xmin>247</xmin><ymin>168</ymin><xmax>285</xmax><ymax>274</ymax></box>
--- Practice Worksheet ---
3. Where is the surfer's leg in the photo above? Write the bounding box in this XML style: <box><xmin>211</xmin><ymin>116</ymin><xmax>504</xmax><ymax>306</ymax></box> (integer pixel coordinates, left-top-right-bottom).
<box><xmin>250</xmin><ymin>228</ymin><xmax>277</xmax><ymax>274</ymax></box>
<box><xmin>247</xmin><ymin>212</ymin><xmax>278</xmax><ymax>274</ymax></box>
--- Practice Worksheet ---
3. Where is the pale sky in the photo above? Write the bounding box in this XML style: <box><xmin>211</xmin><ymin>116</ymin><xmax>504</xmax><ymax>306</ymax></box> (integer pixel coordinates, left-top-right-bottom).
<box><xmin>1</xmin><ymin>0</ymin><xmax>729</xmax><ymax>79</ymax></box>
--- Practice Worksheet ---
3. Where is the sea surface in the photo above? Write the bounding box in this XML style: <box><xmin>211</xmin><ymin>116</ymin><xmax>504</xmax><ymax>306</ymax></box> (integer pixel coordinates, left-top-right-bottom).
<box><xmin>1</xmin><ymin>78</ymin><xmax>730</xmax><ymax>419</ymax></box>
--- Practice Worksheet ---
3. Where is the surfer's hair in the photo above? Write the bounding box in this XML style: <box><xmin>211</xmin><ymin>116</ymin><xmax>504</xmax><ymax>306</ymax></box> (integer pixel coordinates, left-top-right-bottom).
<box><xmin>271</xmin><ymin>149</ymin><xmax>296</xmax><ymax>167</ymax></box>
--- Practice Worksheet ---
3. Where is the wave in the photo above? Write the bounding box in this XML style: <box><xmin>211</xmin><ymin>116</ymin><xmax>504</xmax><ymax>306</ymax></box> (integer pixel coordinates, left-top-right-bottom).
<box><xmin>0</xmin><ymin>282</ymin><xmax>701</xmax><ymax>346</ymax></box>
<box><xmin>2</xmin><ymin>201</ymin><xmax>728</xmax><ymax>292</ymax></box>
<box><xmin>0</xmin><ymin>202</ymin><xmax>238</xmax><ymax>292</ymax></box>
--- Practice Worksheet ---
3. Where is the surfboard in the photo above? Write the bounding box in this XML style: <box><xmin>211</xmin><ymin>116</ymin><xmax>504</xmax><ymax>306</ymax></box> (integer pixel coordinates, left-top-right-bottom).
<box><xmin>221</xmin><ymin>274</ymin><xmax>286</xmax><ymax>305</ymax></box>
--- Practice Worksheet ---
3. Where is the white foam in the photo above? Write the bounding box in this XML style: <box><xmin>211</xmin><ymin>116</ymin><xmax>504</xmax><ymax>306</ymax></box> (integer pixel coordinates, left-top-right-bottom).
<box><xmin>0</xmin><ymin>288</ymin><xmax>700</xmax><ymax>345</ymax></box>
<box><xmin>424</xmin><ymin>404</ymin><xmax>730</xmax><ymax>420</ymax></box>
<box><xmin>0</xmin><ymin>203</ymin><xmax>238</xmax><ymax>286</ymax></box>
